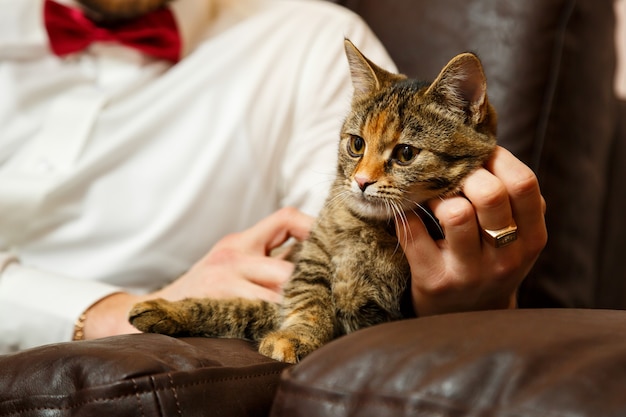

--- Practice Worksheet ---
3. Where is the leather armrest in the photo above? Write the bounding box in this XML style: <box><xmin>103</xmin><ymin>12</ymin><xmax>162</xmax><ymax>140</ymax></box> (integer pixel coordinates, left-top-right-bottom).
<box><xmin>271</xmin><ymin>309</ymin><xmax>626</xmax><ymax>417</ymax></box>
<box><xmin>0</xmin><ymin>334</ymin><xmax>289</xmax><ymax>417</ymax></box>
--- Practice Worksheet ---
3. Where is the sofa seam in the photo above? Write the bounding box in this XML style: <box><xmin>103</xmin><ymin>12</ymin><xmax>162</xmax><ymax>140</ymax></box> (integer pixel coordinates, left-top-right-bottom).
<box><xmin>530</xmin><ymin>0</ymin><xmax>576</xmax><ymax>172</ymax></box>
<box><xmin>131</xmin><ymin>377</ymin><xmax>146</xmax><ymax>417</ymax></box>
<box><xmin>0</xmin><ymin>370</ymin><xmax>284</xmax><ymax>417</ymax></box>
<box><xmin>168</xmin><ymin>372</ymin><xmax>183</xmax><ymax>417</ymax></box>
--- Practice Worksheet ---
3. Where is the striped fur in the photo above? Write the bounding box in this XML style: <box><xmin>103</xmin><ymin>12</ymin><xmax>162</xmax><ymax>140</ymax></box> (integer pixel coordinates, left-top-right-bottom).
<box><xmin>129</xmin><ymin>40</ymin><xmax>497</xmax><ymax>363</ymax></box>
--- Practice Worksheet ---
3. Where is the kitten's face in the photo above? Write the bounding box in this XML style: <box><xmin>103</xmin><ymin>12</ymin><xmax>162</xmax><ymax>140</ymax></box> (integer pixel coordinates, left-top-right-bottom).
<box><xmin>339</xmin><ymin>41</ymin><xmax>497</xmax><ymax>220</ymax></box>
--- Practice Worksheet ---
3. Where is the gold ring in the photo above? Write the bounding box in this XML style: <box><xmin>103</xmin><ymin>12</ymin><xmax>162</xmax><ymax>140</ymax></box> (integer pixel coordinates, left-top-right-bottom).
<box><xmin>481</xmin><ymin>224</ymin><xmax>518</xmax><ymax>248</ymax></box>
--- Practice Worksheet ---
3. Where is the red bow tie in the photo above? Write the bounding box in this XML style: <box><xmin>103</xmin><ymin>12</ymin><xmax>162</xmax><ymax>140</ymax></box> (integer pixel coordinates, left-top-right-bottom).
<box><xmin>44</xmin><ymin>0</ymin><xmax>181</xmax><ymax>62</ymax></box>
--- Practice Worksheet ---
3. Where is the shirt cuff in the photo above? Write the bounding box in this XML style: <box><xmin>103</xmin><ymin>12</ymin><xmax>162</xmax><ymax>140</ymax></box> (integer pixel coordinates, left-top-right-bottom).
<box><xmin>0</xmin><ymin>261</ymin><xmax>122</xmax><ymax>353</ymax></box>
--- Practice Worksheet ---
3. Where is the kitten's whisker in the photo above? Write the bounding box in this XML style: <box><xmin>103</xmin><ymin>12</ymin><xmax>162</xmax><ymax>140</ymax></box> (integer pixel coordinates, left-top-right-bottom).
<box><xmin>389</xmin><ymin>200</ymin><xmax>410</xmax><ymax>254</ymax></box>
<box><xmin>390</xmin><ymin>201</ymin><xmax>408</xmax><ymax>255</ymax></box>
<box><xmin>326</xmin><ymin>189</ymin><xmax>352</xmax><ymax>210</ymax></box>
<box><xmin>399</xmin><ymin>198</ymin><xmax>437</xmax><ymax>245</ymax></box>
<box><xmin>384</xmin><ymin>199</ymin><xmax>394</xmax><ymax>221</ymax></box>
<box><xmin>399</xmin><ymin>205</ymin><xmax>412</xmax><ymax>250</ymax></box>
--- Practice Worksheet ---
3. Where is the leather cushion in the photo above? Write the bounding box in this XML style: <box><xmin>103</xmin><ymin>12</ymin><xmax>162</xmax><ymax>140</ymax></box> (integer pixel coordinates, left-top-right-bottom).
<box><xmin>271</xmin><ymin>309</ymin><xmax>626</xmax><ymax>417</ymax></box>
<box><xmin>0</xmin><ymin>334</ymin><xmax>289</xmax><ymax>417</ymax></box>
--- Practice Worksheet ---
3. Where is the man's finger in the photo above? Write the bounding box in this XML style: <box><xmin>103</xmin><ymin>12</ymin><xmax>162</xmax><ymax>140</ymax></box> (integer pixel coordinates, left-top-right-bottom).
<box><xmin>487</xmin><ymin>146</ymin><xmax>547</xmax><ymax>248</ymax></box>
<box><xmin>430</xmin><ymin>196</ymin><xmax>482</xmax><ymax>263</ymax></box>
<box><xmin>244</xmin><ymin>207</ymin><xmax>315</xmax><ymax>251</ymax></box>
<box><xmin>396</xmin><ymin>210</ymin><xmax>442</xmax><ymax>275</ymax></box>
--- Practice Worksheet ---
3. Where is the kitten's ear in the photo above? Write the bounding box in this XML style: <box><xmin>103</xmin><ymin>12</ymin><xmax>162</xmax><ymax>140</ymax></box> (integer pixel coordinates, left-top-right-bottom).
<box><xmin>426</xmin><ymin>53</ymin><xmax>489</xmax><ymax>125</ymax></box>
<box><xmin>344</xmin><ymin>39</ymin><xmax>398</xmax><ymax>97</ymax></box>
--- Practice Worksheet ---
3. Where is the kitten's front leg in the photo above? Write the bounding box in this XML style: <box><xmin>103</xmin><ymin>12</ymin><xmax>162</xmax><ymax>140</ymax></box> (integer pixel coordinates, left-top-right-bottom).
<box><xmin>129</xmin><ymin>297</ymin><xmax>280</xmax><ymax>339</ymax></box>
<box><xmin>258</xmin><ymin>270</ymin><xmax>336</xmax><ymax>363</ymax></box>
<box><xmin>257</xmin><ymin>216</ymin><xmax>339</xmax><ymax>363</ymax></box>
<box><xmin>258</xmin><ymin>322</ymin><xmax>334</xmax><ymax>363</ymax></box>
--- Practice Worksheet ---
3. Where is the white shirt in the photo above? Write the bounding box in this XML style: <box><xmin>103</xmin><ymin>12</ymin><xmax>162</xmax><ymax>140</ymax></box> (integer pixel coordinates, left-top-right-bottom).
<box><xmin>0</xmin><ymin>0</ymin><xmax>395</xmax><ymax>352</ymax></box>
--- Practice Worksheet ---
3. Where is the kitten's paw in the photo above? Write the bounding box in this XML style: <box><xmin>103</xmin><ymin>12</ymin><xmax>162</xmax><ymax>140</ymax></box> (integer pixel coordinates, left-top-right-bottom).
<box><xmin>128</xmin><ymin>299</ymin><xmax>186</xmax><ymax>335</ymax></box>
<box><xmin>258</xmin><ymin>331</ymin><xmax>316</xmax><ymax>364</ymax></box>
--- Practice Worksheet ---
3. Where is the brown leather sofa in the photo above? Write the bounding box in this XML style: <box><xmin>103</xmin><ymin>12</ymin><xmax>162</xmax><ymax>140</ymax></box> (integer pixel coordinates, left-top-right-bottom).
<box><xmin>2</xmin><ymin>0</ymin><xmax>625</xmax><ymax>416</ymax></box>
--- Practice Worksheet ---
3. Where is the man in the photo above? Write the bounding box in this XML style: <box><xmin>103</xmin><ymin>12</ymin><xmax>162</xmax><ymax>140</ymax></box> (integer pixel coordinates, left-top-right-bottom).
<box><xmin>0</xmin><ymin>0</ymin><xmax>546</xmax><ymax>352</ymax></box>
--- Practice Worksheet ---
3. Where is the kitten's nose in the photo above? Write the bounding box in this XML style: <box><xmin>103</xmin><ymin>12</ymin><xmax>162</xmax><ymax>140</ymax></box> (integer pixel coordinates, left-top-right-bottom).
<box><xmin>355</xmin><ymin>175</ymin><xmax>376</xmax><ymax>192</ymax></box>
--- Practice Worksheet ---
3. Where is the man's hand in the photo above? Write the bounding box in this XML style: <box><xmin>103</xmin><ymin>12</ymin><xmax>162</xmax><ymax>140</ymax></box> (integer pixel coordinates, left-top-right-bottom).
<box><xmin>397</xmin><ymin>146</ymin><xmax>547</xmax><ymax>316</ymax></box>
<box><xmin>83</xmin><ymin>207</ymin><xmax>314</xmax><ymax>339</ymax></box>
<box><xmin>153</xmin><ymin>206</ymin><xmax>313</xmax><ymax>303</ymax></box>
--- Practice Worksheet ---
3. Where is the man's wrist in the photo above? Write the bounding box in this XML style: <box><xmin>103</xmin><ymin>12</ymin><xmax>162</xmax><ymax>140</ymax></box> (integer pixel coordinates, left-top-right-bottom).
<box><xmin>81</xmin><ymin>292</ymin><xmax>146</xmax><ymax>340</ymax></box>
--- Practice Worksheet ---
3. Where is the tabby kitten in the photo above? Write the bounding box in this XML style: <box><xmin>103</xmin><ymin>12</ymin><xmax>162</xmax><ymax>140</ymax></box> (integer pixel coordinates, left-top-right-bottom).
<box><xmin>129</xmin><ymin>40</ymin><xmax>497</xmax><ymax>363</ymax></box>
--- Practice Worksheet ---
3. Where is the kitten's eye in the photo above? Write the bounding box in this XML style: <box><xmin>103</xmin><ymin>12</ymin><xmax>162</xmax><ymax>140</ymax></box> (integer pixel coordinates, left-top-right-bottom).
<box><xmin>393</xmin><ymin>145</ymin><xmax>419</xmax><ymax>165</ymax></box>
<box><xmin>347</xmin><ymin>135</ymin><xmax>366</xmax><ymax>157</ymax></box>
